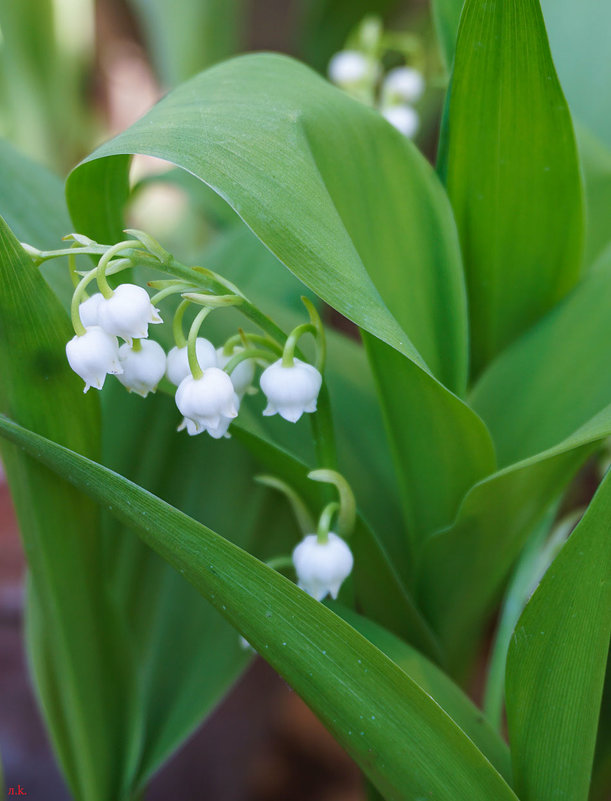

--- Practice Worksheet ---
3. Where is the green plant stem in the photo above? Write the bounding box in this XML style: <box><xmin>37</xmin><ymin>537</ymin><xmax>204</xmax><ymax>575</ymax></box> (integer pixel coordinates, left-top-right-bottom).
<box><xmin>316</xmin><ymin>502</ymin><xmax>339</xmax><ymax>544</ymax></box>
<box><xmin>223</xmin><ymin>348</ymin><xmax>274</xmax><ymax>375</ymax></box>
<box><xmin>187</xmin><ymin>307</ymin><xmax>212</xmax><ymax>379</ymax></box>
<box><xmin>281</xmin><ymin>323</ymin><xmax>316</xmax><ymax>366</ymax></box>
<box><xmin>172</xmin><ymin>300</ymin><xmax>190</xmax><ymax>348</ymax></box>
<box><xmin>96</xmin><ymin>239</ymin><xmax>140</xmax><ymax>298</ymax></box>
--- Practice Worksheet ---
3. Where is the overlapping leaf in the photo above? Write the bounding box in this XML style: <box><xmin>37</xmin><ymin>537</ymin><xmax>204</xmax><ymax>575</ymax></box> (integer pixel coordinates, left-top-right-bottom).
<box><xmin>0</xmin><ymin>413</ymin><xmax>519</xmax><ymax>801</ymax></box>
<box><xmin>471</xmin><ymin>245</ymin><xmax>611</xmax><ymax>466</ymax></box>
<box><xmin>419</xmin><ymin>404</ymin><xmax>611</xmax><ymax>674</ymax></box>
<box><xmin>506</xmin><ymin>469</ymin><xmax>611</xmax><ymax>801</ymax></box>
<box><xmin>66</xmin><ymin>52</ymin><xmax>496</xmax><ymax>551</ymax></box>
<box><xmin>440</xmin><ymin>0</ymin><xmax>583</xmax><ymax>376</ymax></box>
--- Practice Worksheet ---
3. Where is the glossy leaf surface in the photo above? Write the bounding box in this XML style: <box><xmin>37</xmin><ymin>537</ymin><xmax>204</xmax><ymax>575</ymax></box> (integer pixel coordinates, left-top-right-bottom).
<box><xmin>0</xmin><ymin>413</ymin><xmax>519</xmax><ymax>801</ymax></box>
<box><xmin>471</xmin><ymin>246</ymin><xmax>611</xmax><ymax>466</ymax></box>
<box><xmin>506</xmin><ymin>469</ymin><xmax>611</xmax><ymax>801</ymax></box>
<box><xmin>419</xmin><ymin>404</ymin><xmax>611</xmax><ymax>673</ymax></box>
<box><xmin>441</xmin><ymin>0</ymin><xmax>583</xmax><ymax>376</ymax></box>
<box><xmin>66</xmin><ymin>53</ymin><xmax>496</xmax><ymax>553</ymax></box>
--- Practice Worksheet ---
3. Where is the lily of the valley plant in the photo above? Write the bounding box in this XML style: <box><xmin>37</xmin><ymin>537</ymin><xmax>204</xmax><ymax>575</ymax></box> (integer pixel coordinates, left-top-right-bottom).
<box><xmin>0</xmin><ymin>1</ymin><xmax>609</xmax><ymax>800</ymax></box>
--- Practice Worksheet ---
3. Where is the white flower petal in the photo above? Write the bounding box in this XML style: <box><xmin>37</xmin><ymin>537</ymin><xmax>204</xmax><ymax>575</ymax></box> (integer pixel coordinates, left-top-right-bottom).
<box><xmin>166</xmin><ymin>338</ymin><xmax>218</xmax><ymax>386</ymax></box>
<box><xmin>259</xmin><ymin>359</ymin><xmax>322</xmax><ymax>424</ymax></box>
<box><xmin>66</xmin><ymin>326</ymin><xmax>122</xmax><ymax>393</ymax></box>
<box><xmin>98</xmin><ymin>283</ymin><xmax>162</xmax><ymax>343</ymax></box>
<box><xmin>117</xmin><ymin>339</ymin><xmax>166</xmax><ymax>397</ymax></box>
<box><xmin>292</xmin><ymin>532</ymin><xmax>353</xmax><ymax>602</ymax></box>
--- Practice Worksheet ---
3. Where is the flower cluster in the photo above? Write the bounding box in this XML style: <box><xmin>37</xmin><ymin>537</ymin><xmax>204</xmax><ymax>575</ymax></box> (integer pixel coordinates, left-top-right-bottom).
<box><xmin>327</xmin><ymin>18</ymin><xmax>426</xmax><ymax>139</ymax></box>
<box><xmin>66</xmin><ymin>285</ymin><xmax>162</xmax><ymax>393</ymax></box>
<box><xmin>53</xmin><ymin>232</ymin><xmax>350</xmax><ymax>607</ymax></box>
<box><xmin>62</xmin><ymin>236</ymin><xmax>324</xmax><ymax>441</ymax></box>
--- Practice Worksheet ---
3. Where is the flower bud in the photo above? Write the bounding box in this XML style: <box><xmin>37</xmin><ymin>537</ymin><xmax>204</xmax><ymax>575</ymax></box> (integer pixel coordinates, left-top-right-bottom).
<box><xmin>79</xmin><ymin>292</ymin><xmax>104</xmax><ymax>327</ymax></box>
<box><xmin>328</xmin><ymin>50</ymin><xmax>369</xmax><ymax>86</ymax></box>
<box><xmin>117</xmin><ymin>339</ymin><xmax>166</xmax><ymax>397</ymax></box>
<box><xmin>66</xmin><ymin>326</ymin><xmax>122</xmax><ymax>393</ymax></box>
<box><xmin>260</xmin><ymin>358</ymin><xmax>322</xmax><ymax>423</ymax></box>
<box><xmin>292</xmin><ymin>532</ymin><xmax>354</xmax><ymax>601</ymax></box>
<box><xmin>176</xmin><ymin>367</ymin><xmax>238</xmax><ymax>435</ymax></box>
<box><xmin>382</xmin><ymin>104</ymin><xmax>419</xmax><ymax>138</ymax></box>
<box><xmin>383</xmin><ymin>66</ymin><xmax>424</xmax><ymax>103</ymax></box>
<box><xmin>166</xmin><ymin>338</ymin><xmax>217</xmax><ymax>386</ymax></box>
<box><xmin>216</xmin><ymin>347</ymin><xmax>255</xmax><ymax>397</ymax></box>
<box><xmin>98</xmin><ymin>283</ymin><xmax>162</xmax><ymax>344</ymax></box>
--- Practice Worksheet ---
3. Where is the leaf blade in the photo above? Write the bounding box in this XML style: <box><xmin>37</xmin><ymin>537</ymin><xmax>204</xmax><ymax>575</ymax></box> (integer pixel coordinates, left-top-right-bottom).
<box><xmin>0</xmin><ymin>413</ymin><xmax>520</xmax><ymax>801</ymax></box>
<box><xmin>506</xmin><ymin>470</ymin><xmax>611</xmax><ymax>801</ymax></box>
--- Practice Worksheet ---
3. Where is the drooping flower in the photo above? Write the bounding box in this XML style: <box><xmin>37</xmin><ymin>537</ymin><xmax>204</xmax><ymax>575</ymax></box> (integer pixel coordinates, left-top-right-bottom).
<box><xmin>292</xmin><ymin>532</ymin><xmax>354</xmax><ymax>601</ymax></box>
<box><xmin>78</xmin><ymin>292</ymin><xmax>104</xmax><ymax>327</ymax></box>
<box><xmin>97</xmin><ymin>283</ymin><xmax>162</xmax><ymax>345</ymax></box>
<box><xmin>216</xmin><ymin>347</ymin><xmax>255</xmax><ymax>397</ymax></box>
<box><xmin>381</xmin><ymin>104</ymin><xmax>419</xmax><ymax>138</ymax></box>
<box><xmin>259</xmin><ymin>358</ymin><xmax>322</xmax><ymax>423</ymax></box>
<box><xmin>66</xmin><ymin>326</ymin><xmax>122</xmax><ymax>392</ymax></box>
<box><xmin>383</xmin><ymin>66</ymin><xmax>425</xmax><ymax>103</ymax></box>
<box><xmin>166</xmin><ymin>338</ymin><xmax>217</xmax><ymax>386</ymax></box>
<box><xmin>116</xmin><ymin>339</ymin><xmax>166</xmax><ymax>397</ymax></box>
<box><xmin>176</xmin><ymin>367</ymin><xmax>238</xmax><ymax>436</ymax></box>
<box><xmin>328</xmin><ymin>50</ymin><xmax>370</xmax><ymax>87</ymax></box>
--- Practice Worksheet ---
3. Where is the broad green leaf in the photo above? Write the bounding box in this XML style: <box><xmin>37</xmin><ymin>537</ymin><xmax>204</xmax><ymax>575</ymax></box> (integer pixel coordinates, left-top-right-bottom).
<box><xmin>441</xmin><ymin>0</ymin><xmax>584</xmax><ymax>376</ymax></box>
<box><xmin>482</xmin><ymin>503</ymin><xmax>561</xmax><ymax>728</ymax></box>
<box><xmin>419</xmin><ymin>404</ymin><xmax>611</xmax><ymax>675</ymax></box>
<box><xmin>506</xmin><ymin>469</ymin><xmax>611</xmax><ymax>801</ymax></box>
<box><xmin>66</xmin><ymin>53</ymin><xmax>496</xmax><ymax>550</ymax></box>
<box><xmin>127</xmin><ymin>0</ymin><xmax>243</xmax><ymax>88</ymax></box>
<box><xmin>67</xmin><ymin>54</ymin><xmax>466</xmax><ymax>392</ymax></box>
<box><xmin>0</xmin><ymin>413</ymin><xmax>519</xmax><ymax>801</ymax></box>
<box><xmin>98</xmin><ymin>386</ymin><xmax>261</xmax><ymax>789</ymax></box>
<box><xmin>0</xmin><ymin>216</ymin><xmax>130</xmax><ymax>801</ymax></box>
<box><xmin>330</xmin><ymin>604</ymin><xmax>511</xmax><ymax>782</ymax></box>
<box><xmin>471</xmin><ymin>245</ymin><xmax>611</xmax><ymax>466</ymax></box>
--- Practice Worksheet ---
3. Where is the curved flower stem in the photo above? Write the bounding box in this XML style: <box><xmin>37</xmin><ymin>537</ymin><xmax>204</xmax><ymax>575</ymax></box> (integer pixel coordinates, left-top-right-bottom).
<box><xmin>265</xmin><ymin>555</ymin><xmax>295</xmax><ymax>573</ymax></box>
<box><xmin>187</xmin><ymin>307</ymin><xmax>213</xmax><ymax>379</ymax></box>
<box><xmin>308</xmin><ymin>469</ymin><xmax>356</xmax><ymax>539</ymax></box>
<box><xmin>281</xmin><ymin>323</ymin><xmax>317</xmax><ymax>367</ymax></box>
<box><xmin>96</xmin><ymin>239</ymin><xmax>141</xmax><ymax>298</ymax></box>
<box><xmin>222</xmin><ymin>332</ymin><xmax>283</xmax><ymax>357</ymax></box>
<box><xmin>172</xmin><ymin>300</ymin><xmax>190</xmax><ymax>349</ymax></box>
<box><xmin>316</xmin><ymin>502</ymin><xmax>339</xmax><ymax>544</ymax></box>
<box><xmin>149</xmin><ymin>283</ymin><xmax>194</xmax><ymax>305</ymax></box>
<box><xmin>223</xmin><ymin>348</ymin><xmax>274</xmax><ymax>375</ymax></box>
<box><xmin>255</xmin><ymin>474</ymin><xmax>315</xmax><ymax>536</ymax></box>
<box><xmin>70</xmin><ymin>259</ymin><xmax>133</xmax><ymax>335</ymax></box>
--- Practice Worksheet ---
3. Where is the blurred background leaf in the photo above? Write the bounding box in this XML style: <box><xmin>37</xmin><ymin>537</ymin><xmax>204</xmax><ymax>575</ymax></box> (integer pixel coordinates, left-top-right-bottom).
<box><xmin>127</xmin><ymin>0</ymin><xmax>244</xmax><ymax>88</ymax></box>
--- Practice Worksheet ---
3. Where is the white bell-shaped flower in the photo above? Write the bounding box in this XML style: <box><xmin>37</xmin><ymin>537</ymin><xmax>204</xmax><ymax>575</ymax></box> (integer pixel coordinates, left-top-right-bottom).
<box><xmin>292</xmin><ymin>532</ymin><xmax>354</xmax><ymax>601</ymax></box>
<box><xmin>166</xmin><ymin>338</ymin><xmax>217</xmax><ymax>386</ymax></box>
<box><xmin>116</xmin><ymin>339</ymin><xmax>166</xmax><ymax>398</ymax></box>
<box><xmin>382</xmin><ymin>104</ymin><xmax>419</xmax><ymax>138</ymax></box>
<box><xmin>176</xmin><ymin>367</ymin><xmax>238</xmax><ymax>435</ymax></box>
<box><xmin>260</xmin><ymin>358</ymin><xmax>322</xmax><ymax>423</ymax></box>
<box><xmin>79</xmin><ymin>292</ymin><xmax>104</xmax><ymax>327</ymax></box>
<box><xmin>328</xmin><ymin>50</ymin><xmax>369</xmax><ymax>86</ymax></box>
<box><xmin>383</xmin><ymin>66</ymin><xmax>424</xmax><ymax>103</ymax></box>
<box><xmin>66</xmin><ymin>326</ymin><xmax>122</xmax><ymax>393</ymax></box>
<box><xmin>98</xmin><ymin>283</ymin><xmax>162</xmax><ymax>345</ymax></box>
<box><xmin>216</xmin><ymin>347</ymin><xmax>255</xmax><ymax>397</ymax></box>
